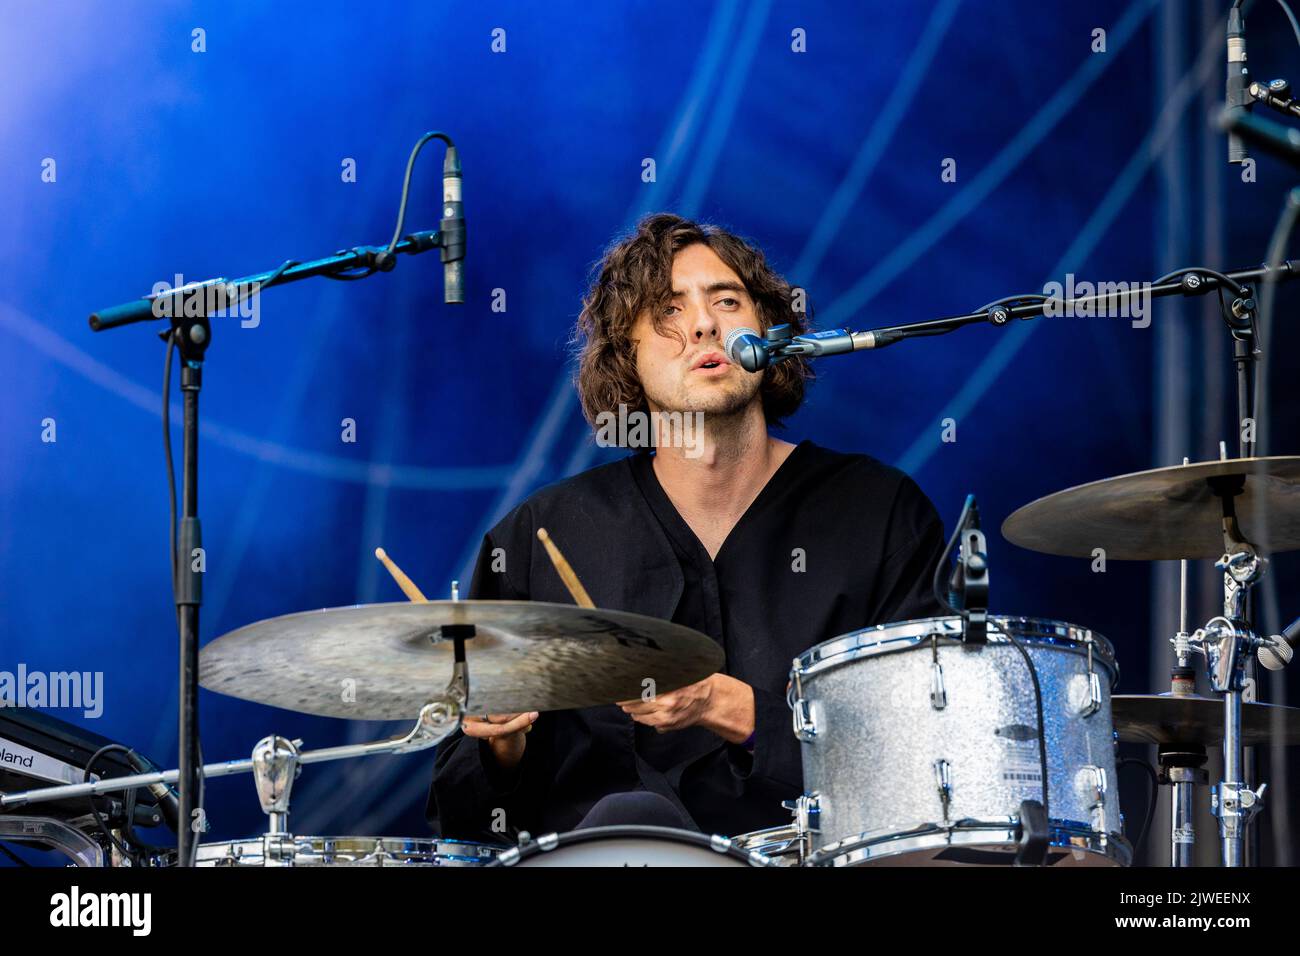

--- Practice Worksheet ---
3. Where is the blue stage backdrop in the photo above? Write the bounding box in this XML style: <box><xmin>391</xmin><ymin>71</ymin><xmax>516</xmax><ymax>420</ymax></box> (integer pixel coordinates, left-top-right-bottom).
<box><xmin>2</xmin><ymin>0</ymin><xmax>1298</xmax><ymax>862</ymax></box>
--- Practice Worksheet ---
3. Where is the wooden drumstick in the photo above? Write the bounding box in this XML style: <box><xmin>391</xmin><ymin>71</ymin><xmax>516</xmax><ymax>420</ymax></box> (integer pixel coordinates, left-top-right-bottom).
<box><xmin>536</xmin><ymin>528</ymin><xmax>595</xmax><ymax>608</ymax></box>
<box><xmin>374</xmin><ymin>547</ymin><xmax>428</xmax><ymax>603</ymax></box>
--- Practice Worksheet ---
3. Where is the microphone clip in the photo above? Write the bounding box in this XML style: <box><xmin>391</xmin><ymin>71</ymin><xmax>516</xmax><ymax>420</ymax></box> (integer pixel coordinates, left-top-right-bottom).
<box><xmin>760</xmin><ymin>324</ymin><xmax>797</xmax><ymax>366</ymax></box>
<box><xmin>947</xmin><ymin>497</ymin><xmax>989</xmax><ymax>644</ymax></box>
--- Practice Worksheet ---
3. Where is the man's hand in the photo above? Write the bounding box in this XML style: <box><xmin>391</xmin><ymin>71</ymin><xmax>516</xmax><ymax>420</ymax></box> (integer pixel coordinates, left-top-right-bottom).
<box><xmin>617</xmin><ymin>674</ymin><xmax>755</xmax><ymax>745</ymax></box>
<box><xmin>460</xmin><ymin>712</ymin><xmax>539</xmax><ymax>771</ymax></box>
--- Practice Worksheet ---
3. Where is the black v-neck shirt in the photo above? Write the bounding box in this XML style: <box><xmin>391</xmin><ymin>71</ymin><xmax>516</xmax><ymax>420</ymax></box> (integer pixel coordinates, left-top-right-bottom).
<box><xmin>628</xmin><ymin>444</ymin><xmax>806</xmax><ymax>778</ymax></box>
<box><xmin>427</xmin><ymin>440</ymin><xmax>947</xmax><ymax>840</ymax></box>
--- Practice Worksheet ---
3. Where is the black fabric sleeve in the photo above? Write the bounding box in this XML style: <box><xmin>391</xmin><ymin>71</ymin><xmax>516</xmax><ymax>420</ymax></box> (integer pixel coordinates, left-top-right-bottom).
<box><xmin>723</xmin><ymin>684</ymin><xmax>802</xmax><ymax>797</ymax></box>
<box><xmin>425</xmin><ymin>523</ymin><xmax>553</xmax><ymax>841</ymax></box>
<box><xmin>871</xmin><ymin>474</ymin><xmax>949</xmax><ymax>623</ymax></box>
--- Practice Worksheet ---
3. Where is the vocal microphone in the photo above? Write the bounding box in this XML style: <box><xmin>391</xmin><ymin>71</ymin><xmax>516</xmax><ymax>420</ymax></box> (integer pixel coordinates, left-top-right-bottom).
<box><xmin>724</xmin><ymin>328</ymin><xmax>771</xmax><ymax>371</ymax></box>
<box><xmin>724</xmin><ymin>325</ymin><xmax>898</xmax><ymax>372</ymax></box>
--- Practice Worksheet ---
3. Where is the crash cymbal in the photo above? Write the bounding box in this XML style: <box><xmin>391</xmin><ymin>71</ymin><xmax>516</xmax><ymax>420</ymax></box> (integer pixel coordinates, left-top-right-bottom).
<box><xmin>1002</xmin><ymin>456</ymin><xmax>1300</xmax><ymax>560</ymax></box>
<box><xmin>200</xmin><ymin>601</ymin><xmax>724</xmax><ymax>721</ymax></box>
<box><xmin>1113</xmin><ymin>693</ymin><xmax>1300</xmax><ymax>746</ymax></box>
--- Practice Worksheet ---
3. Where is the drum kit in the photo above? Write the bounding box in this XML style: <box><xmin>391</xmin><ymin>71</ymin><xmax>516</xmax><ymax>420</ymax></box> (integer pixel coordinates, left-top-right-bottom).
<box><xmin>2</xmin><ymin>454</ymin><xmax>1299</xmax><ymax>868</ymax></box>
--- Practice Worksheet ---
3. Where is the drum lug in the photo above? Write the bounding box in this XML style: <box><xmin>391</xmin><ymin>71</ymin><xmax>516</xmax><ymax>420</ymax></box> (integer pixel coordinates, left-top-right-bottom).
<box><xmin>928</xmin><ymin>635</ymin><xmax>948</xmax><ymax>710</ymax></box>
<box><xmin>1081</xmin><ymin>638</ymin><xmax>1102</xmax><ymax>717</ymax></box>
<box><xmin>934</xmin><ymin>759</ymin><xmax>953</xmax><ymax>819</ymax></box>
<box><xmin>1080</xmin><ymin>764</ymin><xmax>1108</xmax><ymax>800</ymax></box>
<box><xmin>781</xmin><ymin>791</ymin><xmax>820</xmax><ymax>861</ymax></box>
<box><xmin>793</xmin><ymin>699</ymin><xmax>817</xmax><ymax>741</ymax></box>
<box><xmin>1083</xmin><ymin>672</ymin><xmax>1102</xmax><ymax>717</ymax></box>
<box><xmin>1079</xmin><ymin>764</ymin><xmax>1109</xmax><ymax>832</ymax></box>
<box><xmin>930</xmin><ymin>660</ymin><xmax>948</xmax><ymax>710</ymax></box>
<box><xmin>796</xmin><ymin>791</ymin><xmax>821</xmax><ymax>835</ymax></box>
<box><xmin>1091</xmin><ymin>806</ymin><xmax>1108</xmax><ymax>834</ymax></box>
<box><xmin>789</xmin><ymin>662</ymin><xmax>817</xmax><ymax>741</ymax></box>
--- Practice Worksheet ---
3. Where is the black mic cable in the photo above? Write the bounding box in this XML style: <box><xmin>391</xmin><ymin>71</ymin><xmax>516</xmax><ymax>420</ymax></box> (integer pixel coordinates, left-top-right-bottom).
<box><xmin>380</xmin><ymin>131</ymin><xmax>465</xmax><ymax>304</ymax></box>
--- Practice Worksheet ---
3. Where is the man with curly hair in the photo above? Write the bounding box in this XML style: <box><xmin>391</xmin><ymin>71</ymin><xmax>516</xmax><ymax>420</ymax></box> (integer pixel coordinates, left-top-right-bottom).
<box><xmin>427</xmin><ymin>213</ymin><xmax>946</xmax><ymax>842</ymax></box>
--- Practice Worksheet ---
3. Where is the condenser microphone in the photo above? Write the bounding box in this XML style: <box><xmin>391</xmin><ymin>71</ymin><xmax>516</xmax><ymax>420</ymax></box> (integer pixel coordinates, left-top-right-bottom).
<box><xmin>441</xmin><ymin>146</ymin><xmax>465</xmax><ymax>304</ymax></box>
<box><xmin>1227</xmin><ymin>3</ymin><xmax>1252</xmax><ymax>165</ymax></box>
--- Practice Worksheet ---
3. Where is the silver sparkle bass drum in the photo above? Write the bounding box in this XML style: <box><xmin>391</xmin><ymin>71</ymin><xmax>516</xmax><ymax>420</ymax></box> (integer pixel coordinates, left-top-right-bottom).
<box><xmin>788</xmin><ymin>615</ymin><xmax>1130</xmax><ymax>866</ymax></box>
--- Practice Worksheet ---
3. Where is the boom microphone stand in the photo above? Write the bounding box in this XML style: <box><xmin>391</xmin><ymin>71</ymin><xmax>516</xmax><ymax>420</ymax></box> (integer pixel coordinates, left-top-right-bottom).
<box><xmin>752</xmin><ymin>257</ymin><xmax>1300</xmax><ymax>865</ymax></box>
<box><xmin>86</xmin><ymin>132</ymin><xmax>463</xmax><ymax>865</ymax></box>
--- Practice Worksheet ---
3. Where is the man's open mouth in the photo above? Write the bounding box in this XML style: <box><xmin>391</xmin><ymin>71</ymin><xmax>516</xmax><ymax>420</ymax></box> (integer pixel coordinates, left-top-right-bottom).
<box><xmin>691</xmin><ymin>352</ymin><xmax>729</xmax><ymax>371</ymax></box>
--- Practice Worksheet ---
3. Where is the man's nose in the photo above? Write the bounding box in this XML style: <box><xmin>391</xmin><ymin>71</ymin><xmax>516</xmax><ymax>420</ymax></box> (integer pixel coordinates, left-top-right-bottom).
<box><xmin>689</xmin><ymin>303</ymin><xmax>720</xmax><ymax>341</ymax></box>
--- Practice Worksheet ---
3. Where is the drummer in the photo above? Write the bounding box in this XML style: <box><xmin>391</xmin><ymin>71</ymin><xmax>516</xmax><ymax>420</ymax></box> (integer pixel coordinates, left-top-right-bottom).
<box><xmin>427</xmin><ymin>213</ymin><xmax>947</xmax><ymax>841</ymax></box>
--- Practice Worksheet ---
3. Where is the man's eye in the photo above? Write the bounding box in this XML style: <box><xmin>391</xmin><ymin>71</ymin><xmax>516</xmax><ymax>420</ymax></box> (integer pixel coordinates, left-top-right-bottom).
<box><xmin>663</xmin><ymin>305</ymin><xmax>680</xmax><ymax>316</ymax></box>
<box><xmin>717</xmin><ymin>297</ymin><xmax>739</xmax><ymax>307</ymax></box>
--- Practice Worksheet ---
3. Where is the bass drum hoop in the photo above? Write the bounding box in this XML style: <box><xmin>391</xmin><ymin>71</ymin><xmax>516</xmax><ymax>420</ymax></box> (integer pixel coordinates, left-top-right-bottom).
<box><xmin>491</xmin><ymin>824</ymin><xmax>775</xmax><ymax>867</ymax></box>
<box><xmin>809</xmin><ymin>819</ymin><xmax>1133</xmax><ymax>867</ymax></box>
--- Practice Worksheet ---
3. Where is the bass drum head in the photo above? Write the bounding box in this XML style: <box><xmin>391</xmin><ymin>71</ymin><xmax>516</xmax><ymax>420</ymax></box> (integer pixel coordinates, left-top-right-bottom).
<box><xmin>493</xmin><ymin>825</ymin><xmax>772</xmax><ymax>867</ymax></box>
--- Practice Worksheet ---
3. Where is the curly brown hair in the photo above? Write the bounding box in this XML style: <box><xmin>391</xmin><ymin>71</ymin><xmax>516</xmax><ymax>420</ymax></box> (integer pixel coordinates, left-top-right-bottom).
<box><xmin>571</xmin><ymin>213</ymin><xmax>814</xmax><ymax>430</ymax></box>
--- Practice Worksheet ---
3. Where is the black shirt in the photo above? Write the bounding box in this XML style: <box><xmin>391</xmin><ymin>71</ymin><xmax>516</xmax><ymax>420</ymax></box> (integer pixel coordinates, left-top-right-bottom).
<box><xmin>426</xmin><ymin>440</ymin><xmax>947</xmax><ymax>841</ymax></box>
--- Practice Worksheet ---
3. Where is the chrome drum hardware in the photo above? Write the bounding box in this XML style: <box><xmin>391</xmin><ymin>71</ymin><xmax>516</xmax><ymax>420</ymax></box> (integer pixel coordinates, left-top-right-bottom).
<box><xmin>194</xmin><ymin>835</ymin><xmax>504</xmax><ymax>867</ymax></box>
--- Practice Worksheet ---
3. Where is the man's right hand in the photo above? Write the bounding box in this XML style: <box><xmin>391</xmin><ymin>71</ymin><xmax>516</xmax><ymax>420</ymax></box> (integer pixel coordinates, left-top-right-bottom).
<box><xmin>460</xmin><ymin>712</ymin><xmax>539</xmax><ymax>771</ymax></box>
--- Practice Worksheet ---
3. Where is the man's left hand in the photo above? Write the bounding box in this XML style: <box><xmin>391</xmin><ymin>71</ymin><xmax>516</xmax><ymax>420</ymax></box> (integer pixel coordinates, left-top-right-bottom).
<box><xmin>617</xmin><ymin>673</ymin><xmax>755</xmax><ymax>745</ymax></box>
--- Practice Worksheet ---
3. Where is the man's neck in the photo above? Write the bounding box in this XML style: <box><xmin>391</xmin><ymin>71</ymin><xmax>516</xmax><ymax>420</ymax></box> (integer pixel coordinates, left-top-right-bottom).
<box><xmin>649</xmin><ymin>403</ymin><xmax>795</xmax><ymax>537</ymax></box>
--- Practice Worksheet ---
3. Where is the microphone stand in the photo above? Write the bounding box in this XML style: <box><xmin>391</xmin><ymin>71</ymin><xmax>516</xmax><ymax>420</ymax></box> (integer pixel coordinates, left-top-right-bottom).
<box><xmin>771</xmin><ymin>257</ymin><xmax>1300</xmax><ymax>865</ymax></box>
<box><xmin>771</xmin><ymin>259</ymin><xmax>1294</xmax><ymax>464</ymax></box>
<box><xmin>783</xmin><ymin>260</ymin><xmax>1296</xmax><ymax>355</ymax></box>
<box><xmin>87</xmin><ymin>228</ymin><xmax>450</xmax><ymax>866</ymax></box>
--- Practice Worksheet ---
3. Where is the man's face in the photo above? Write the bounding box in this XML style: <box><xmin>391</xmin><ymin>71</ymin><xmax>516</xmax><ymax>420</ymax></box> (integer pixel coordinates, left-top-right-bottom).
<box><xmin>631</xmin><ymin>242</ymin><xmax>764</xmax><ymax>417</ymax></box>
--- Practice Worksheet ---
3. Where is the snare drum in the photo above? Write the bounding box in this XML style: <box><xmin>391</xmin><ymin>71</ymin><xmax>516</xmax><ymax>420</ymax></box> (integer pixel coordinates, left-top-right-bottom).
<box><xmin>491</xmin><ymin>825</ymin><xmax>774</xmax><ymax>867</ymax></box>
<box><xmin>789</xmin><ymin>615</ymin><xmax>1130</xmax><ymax>867</ymax></box>
<box><xmin>195</xmin><ymin>834</ymin><xmax>504</xmax><ymax>867</ymax></box>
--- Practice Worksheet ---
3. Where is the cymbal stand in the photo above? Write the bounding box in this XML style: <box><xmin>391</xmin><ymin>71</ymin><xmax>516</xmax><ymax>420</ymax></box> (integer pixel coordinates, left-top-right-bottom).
<box><xmin>1184</xmin><ymin>476</ymin><xmax>1271</xmax><ymax>866</ymax></box>
<box><xmin>1164</xmin><ymin>528</ymin><xmax>1208</xmax><ymax>867</ymax></box>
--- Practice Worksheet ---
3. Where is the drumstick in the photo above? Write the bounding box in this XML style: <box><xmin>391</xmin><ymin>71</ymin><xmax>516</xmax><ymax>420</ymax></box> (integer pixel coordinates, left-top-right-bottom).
<box><xmin>536</xmin><ymin>528</ymin><xmax>595</xmax><ymax>609</ymax></box>
<box><xmin>374</xmin><ymin>547</ymin><xmax>428</xmax><ymax>603</ymax></box>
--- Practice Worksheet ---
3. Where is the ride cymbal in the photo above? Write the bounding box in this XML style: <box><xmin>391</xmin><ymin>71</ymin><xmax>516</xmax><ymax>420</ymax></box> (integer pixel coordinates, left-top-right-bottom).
<box><xmin>200</xmin><ymin>601</ymin><xmax>724</xmax><ymax>721</ymax></box>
